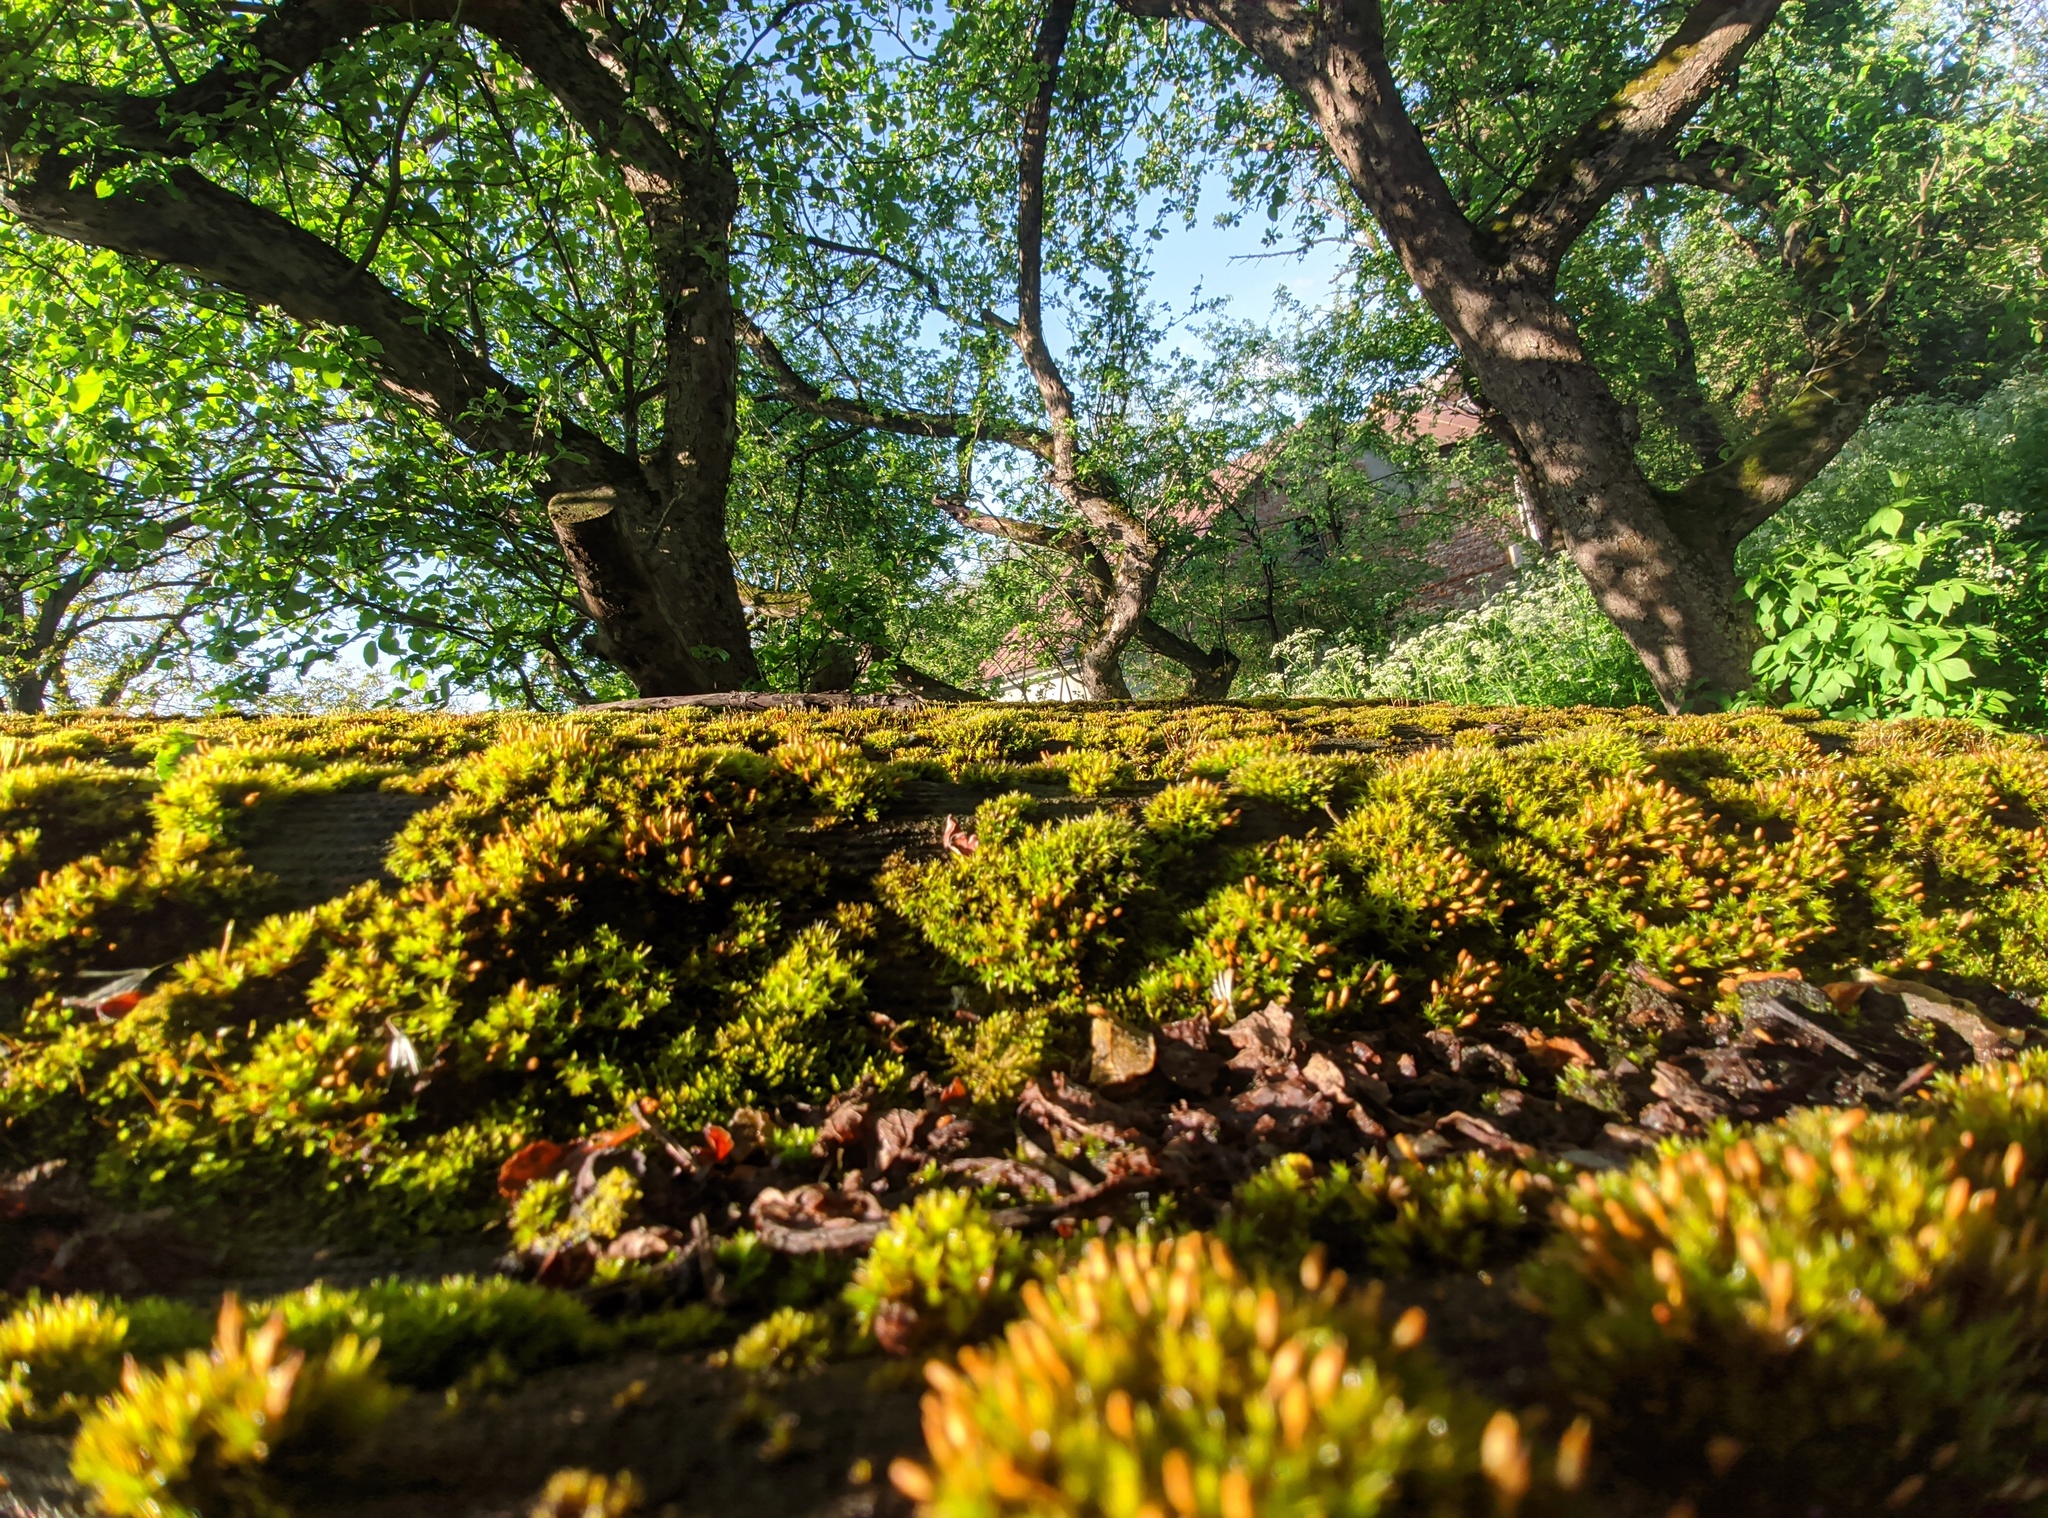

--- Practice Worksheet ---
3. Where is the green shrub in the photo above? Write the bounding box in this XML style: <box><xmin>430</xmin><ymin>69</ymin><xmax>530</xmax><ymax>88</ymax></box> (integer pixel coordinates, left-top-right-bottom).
<box><xmin>894</xmin><ymin>1232</ymin><xmax>1575</xmax><ymax>1516</ymax></box>
<box><xmin>70</xmin><ymin>1296</ymin><xmax>396</xmax><ymax>1518</ymax></box>
<box><xmin>1244</xmin><ymin>556</ymin><xmax>1661</xmax><ymax>708</ymax></box>
<box><xmin>1526</xmin><ymin>1055</ymin><xmax>2048</xmax><ymax>1511</ymax></box>
<box><xmin>1747</xmin><ymin>503</ymin><xmax>2014</xmax><ymax>720</ymax></box>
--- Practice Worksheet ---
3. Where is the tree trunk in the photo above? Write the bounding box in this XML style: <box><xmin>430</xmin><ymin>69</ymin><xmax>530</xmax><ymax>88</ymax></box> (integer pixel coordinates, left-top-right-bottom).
<box><xmin>0</xmin><ymin>0</ymin><xmax>760</xmax><ymax>700</ymax></box>
<box><xmin>1127</xmin><ymin>0</ymin><xmax>1884</xmax><ymax>713</ymax></box>
<box><xmin>1136</xmin><ymin>616</ymin><xmax>1240</xmax><ymax>698</ymax></box>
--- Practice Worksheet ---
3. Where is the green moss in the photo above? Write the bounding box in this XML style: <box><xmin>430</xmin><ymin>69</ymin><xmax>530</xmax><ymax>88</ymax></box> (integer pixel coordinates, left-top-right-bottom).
<box><xmin>896</xmin><ymin>1232</ymin><xmax>1571</xmax><ymax>1516</ymax></box>
<box><xmin>0</xmin><ymin>704</ymin><xmax>2040</xmax><ymax>1249</ymax></box>
<box><xmin>1221</xmin><ymin>1152</ymin><xmax>1565</xmax><ymax>1277</ymax></box>
<box><xmin>728</xmin><ymin>1306</ymin><xmax>835</xmax><ymax>1377</ymax></box>
<box><xmin>1525</xmin><ymin>1054</ymin><xmax>2048</xmax><ymax>1511</ymax></box>
<box><xmin>846</xmin><ymin>1190</ymin><xmax>1032</xmax><ymax>1353</ymax></box>
<box><xmin>69</xmin><ymin>1298</ymin><xmax>396</xmax><ymax>1518</ymax></box>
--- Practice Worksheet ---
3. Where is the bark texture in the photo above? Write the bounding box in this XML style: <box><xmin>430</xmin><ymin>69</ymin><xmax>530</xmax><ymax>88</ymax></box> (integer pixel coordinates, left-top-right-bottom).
<box><xmin>1119</xmin><ymin>0</ymin><xmax>1886</xmax><ymax>711</ymax></box>
<box><xmin>1</xmin><ymin>0</ymin><xmax>756</xmax><ymax>695</ymax></box>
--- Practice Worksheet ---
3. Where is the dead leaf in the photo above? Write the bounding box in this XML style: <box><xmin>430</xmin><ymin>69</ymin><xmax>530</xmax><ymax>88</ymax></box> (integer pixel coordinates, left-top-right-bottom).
<box><xmin>873</xmin><ymin>1108</ymin><xmax>928</xmax><ymax>1172</ymax></box>
<box><xmin>1301</xmin><ymin>1052</ymin><xmax>1352</xmax><ymax>1103</ymax></box>
<box><xmin>605</xmin><ymin>1226</ymin><xmax>686</xmax><ymax>1262</ymax></box>
<box><xmin>1091</xmin><ymin>1016</ymin><xmax>1156</xmax><ymax>1087</ymax></box>
<box><xmin>1851</xmin><ymin>970</ymin><xmax>2021</xmax><ymax>1064</ymax></box>
<box><xmin>498</xmin><ymin>1140</ymin><xmax>568</xmax><ymax>1199</ymax></box>
<box><xmin>1222</xmin><ymin>1003</ymin><xmax>1294</xmax><ymax>1072</ymax></box>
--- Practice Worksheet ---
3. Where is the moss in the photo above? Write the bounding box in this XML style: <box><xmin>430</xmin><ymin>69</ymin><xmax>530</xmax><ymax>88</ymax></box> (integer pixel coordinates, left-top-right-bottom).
<box><xmin>893</xmin><ymin>1232</ymin><xmax>1574</xmax><ymax>1516</ymax></box>
<box><xmin>882</xmin><ymin>807</ymin><xmax>1153</xmax><ymax>1001</ymax></box>
<box><xmin>529</xmin><ymin>1468</ymin><xmax>645</xmax><ymax>1518</ymax></box>
<box><xmin>846</xmin><ymin>1190</ymin><xmax>1032</xmax><ymax>1354</ymax></box>
<box><xmin>69</xmin><ymin>1296</ymin><xmax>396</xmax><ymax>1518</ymax></box>
<box><xmin>728</xmin><ymin>1306</ymin><xmax>836</xmax><ymax>1377</ymax></box>
<box><xmin>0</xmin><ymin>704</ymin><xmax>2040</xmax><ymax>1247</ymax></box>
<box><xmin>1222</xmin><ymin>1151</ymin><xmax>1565</xmax><ymax>1277</ymax></box>
<box><xmin>1525</xmin><ymin>1054</ymin><xmax>2048</xmax><ymax>1511</ymax></box>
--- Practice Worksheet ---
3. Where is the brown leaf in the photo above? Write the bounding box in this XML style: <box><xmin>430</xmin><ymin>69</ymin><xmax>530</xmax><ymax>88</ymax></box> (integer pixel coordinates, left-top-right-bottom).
<box><xmin>1301</xmin><ymin>1052</ymin><xmax>1352</xmax><ymax>1103</ymax></box>
<box><xmin>1222</xmin><ymin>1002</ymin><xmax>1294</xmax><ymax>1072</ymax></box>
<box><xmin>815</xmin><ymin>1102</ymin><xmax>870</xmax><ymax>1156</ymax></box>
<box><xmin>605</xmin><ymin>1226</ymin><xmax>686</xmax><ymax>1262</ymax></box>
<box><xmin>1650</xmin><ymin>1061</ymin><xmax>1730</xmax><ymax>1123</ymax></box>
<box><xmin>1090</xmin><ymin>1016</ymin><xmax>1157</xmax><ymax>1088</ymax></box>
<box><xmin>872</xmin><ymin>1300</ymin><xmax>921</xmax><ymax>1356</ymax></box>
<box><xmin>945</xmin><ymin>1156</ymin><xmax>1061</xmax><ymax>1197</ymax></box>
<box><xmin>535</xmin><ymin>1244</ymin><xmax>596</xmax><ymax>1289</ymax></box>
<box><xmin>498</xmin><ymin>1140</ymin><xmax>569</xmax><ymax>1199</ymax></box>
<box><xmin>1852</xmin><ymin>970</ymin><xmax>2020</xmax><ymax>1065</ymax></box>
<box><xmin>1437</xmin><ymin>1111</ymin><xmax>1533</xmax><ymax>1158</ymax></box>
<box><xmin>873</xmin><ymin>1108</ymin><xmax>929</xmax><ymax>1172</ymax></box>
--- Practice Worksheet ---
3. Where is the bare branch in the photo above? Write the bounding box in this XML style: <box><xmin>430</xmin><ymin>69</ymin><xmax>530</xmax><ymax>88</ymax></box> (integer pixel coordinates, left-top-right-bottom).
<box><xmin>796</xmin><ymin>234</ymin><xmax>1017</xmax><ymax>337</ymax></box>
<box><xmin>734</xmin><ymin>310</ymin><xmax>1054</xmax><ymax>460</ymax></box>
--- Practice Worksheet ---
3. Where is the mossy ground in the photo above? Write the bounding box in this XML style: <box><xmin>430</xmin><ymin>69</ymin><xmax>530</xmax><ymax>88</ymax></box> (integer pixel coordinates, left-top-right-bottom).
<box><xmin>0</xmin><ymin>701</ymin><xmax>2044</xmax><ymax>1516</ymax></box>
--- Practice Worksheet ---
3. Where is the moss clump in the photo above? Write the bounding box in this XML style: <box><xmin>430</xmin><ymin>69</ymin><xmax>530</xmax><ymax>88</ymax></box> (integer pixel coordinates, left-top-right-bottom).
<box><xmin>1222</xmin><ymin>1151</ymin><xmax>1565</xmax><ymax>1277</ymax></box>
<box><xmin>893</xmin><ymin>1232</ymin><xmax>1572</xmax><ymax>1516</ymax></box>
<box><xmin>1526</xmin><ymin>1054</ymin><xmax>2048</xmax><ymax>1511</ymax></box>
<box><xmin>529</xmin><ymin>1468</ymin><xmax>645</xmax><ymax>1518</ymax></box>
<box><xmin>0</xmin><ymin>1295</ymin><xmax>214</xmax><ymax>1426</ymax></box>
<box><xmin>728</xmin><ymin>1306</ymin><xmax>836</xmax><ymax>1377</ymax></box>
<box><xmin>70</xmin><ymin>1296</ymin><xmax>395</xmax><ymax>1518</ymax></box>
<box><xmin>847</xmin><ymin>1190</ymin><xmax>1032</xmax><ymax>1354</ymax></box>
<box><xmin>883</xmin><ymin>803</ymin><xmax>1153</xmax><ymax>1000</ymax></box>
<box><xmin>0</xmin><ymin>703</ymin><xmax>2041</xmax><ymax>1248</ymax></box>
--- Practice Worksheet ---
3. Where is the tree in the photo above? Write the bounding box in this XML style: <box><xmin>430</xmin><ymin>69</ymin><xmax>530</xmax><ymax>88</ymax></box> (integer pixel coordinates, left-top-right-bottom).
<box><xmin>0</xmin><ymin>225</ymin><xmax>638</xmax><ymax>713</ymax></box>
<box><xmin>736</xmin><ymin>0</ymin><xmax>1247</xmax><ymax>699</ymax></box>
<box><xmin>1120</xmin><ymin>0</ymin><xmax>2047</xmax><ymax>709</ymax></box>
<box><xmin>0</xmin><ymin>0</ymin><xmax>893</xmax><ymax>697</ymax></box>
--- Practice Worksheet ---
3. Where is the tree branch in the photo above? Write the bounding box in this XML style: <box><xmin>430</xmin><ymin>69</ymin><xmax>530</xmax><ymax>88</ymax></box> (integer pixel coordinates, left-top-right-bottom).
<box><xmin>796</xmin><ymin>234</ymin><xmax>1016</xmax><ymax>337</ymax></box>
<box><xmin>1673</xmin><ymin>329</ymin><xmax>1888</xmax><ymax>551</ymax></box>
<box><xmin>1625</xmin><ymin>190</ymin><xmax>1727</xmax><ymax>472</ymax></box>
<box><xmin>1011</xmin><ymin>0</ymin><xmax>1084</xmax><ymax>479</ymax></box>
<box><xmin>1134</xmin><ymin>615</ymin><xmax>1239</xmax><ymax>698</ymax></box>
<box><xmin>1492</xmin><ymin>0</ymin><xmax>1783</xmax><ymax>275</ymax></box>
<box><xmin>1629</xmin><ymin>141</ymin><xmax>1766</xmax><ymax>203</ymax></box>
<box><xmin>734</xmin><ymin>311</ymin><xmax>1054</xmax><ymax>460</ymax></box>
